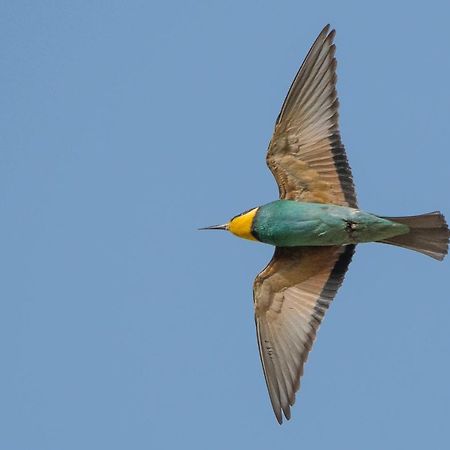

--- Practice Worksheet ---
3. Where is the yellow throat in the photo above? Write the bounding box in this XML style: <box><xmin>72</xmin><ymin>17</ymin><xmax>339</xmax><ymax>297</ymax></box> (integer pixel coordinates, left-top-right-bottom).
<box><xmin>228</xmin><ymin>208</ymin><xmax>258</xmax><ymax>241</ymax></box>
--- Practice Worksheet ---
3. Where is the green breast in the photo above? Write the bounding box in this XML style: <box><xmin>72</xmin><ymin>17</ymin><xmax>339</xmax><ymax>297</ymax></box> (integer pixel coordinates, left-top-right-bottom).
<box><xmin>252</xmin><ymin>200</ymin><xmax>409</xmax><ymax>247</ymax></box>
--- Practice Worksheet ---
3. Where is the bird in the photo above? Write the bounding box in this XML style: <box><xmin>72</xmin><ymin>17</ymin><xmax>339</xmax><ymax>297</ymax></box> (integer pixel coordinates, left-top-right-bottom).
<box><xmin>200</xmin><ymin>25</ymin><xmax>449</xmax><ymax>424</ymax></box>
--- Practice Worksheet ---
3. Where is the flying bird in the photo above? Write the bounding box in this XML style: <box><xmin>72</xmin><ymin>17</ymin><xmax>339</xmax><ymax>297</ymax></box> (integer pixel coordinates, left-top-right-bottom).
<box><xmin>200</xmin><ymin>25</ymin><xmax>449</xmax><ymax>424</ymax></box>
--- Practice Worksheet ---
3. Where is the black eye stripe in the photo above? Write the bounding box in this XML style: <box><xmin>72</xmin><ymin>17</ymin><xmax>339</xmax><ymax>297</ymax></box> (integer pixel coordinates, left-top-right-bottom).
<box><xmin>231</xmin><ymin>207</ymin><xmax>258</xmax><ymax>222</ymax></box>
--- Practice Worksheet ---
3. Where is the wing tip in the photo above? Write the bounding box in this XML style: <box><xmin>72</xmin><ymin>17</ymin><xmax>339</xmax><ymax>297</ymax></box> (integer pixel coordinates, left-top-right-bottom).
<box><xmin>274</xmin><ymin>407</ymin><xmax>292</xmax><ymax>425</ymax></box>
<box><xmin>275</xmin><ymin>411</ymin><xmax>283</xmax><ymax>425</ymax></box>
<box><xmin>321</xmin><ymin>23</ymin><xmax>336</xmax><ymax>38</ymax></box>
<box><xmin>321</xmin><ymin>23</ymin><xmax>331</xmax><ymax>34</ymax></box>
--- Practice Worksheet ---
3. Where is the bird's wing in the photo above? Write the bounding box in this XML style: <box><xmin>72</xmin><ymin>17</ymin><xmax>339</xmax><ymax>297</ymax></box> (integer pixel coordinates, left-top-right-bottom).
<box><xmin>254</xmin><ymin>244</ymin><xmax>355</xmax><ymax>423</ymax></box>
<box><xmin>266</xmin><ymin>25</ymin><xmax>357</xmax><ymax>207</ymax></box>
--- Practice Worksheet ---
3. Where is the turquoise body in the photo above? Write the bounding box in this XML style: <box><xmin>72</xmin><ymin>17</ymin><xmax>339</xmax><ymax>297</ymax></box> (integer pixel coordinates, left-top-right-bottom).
<box><xmin>252</xmin><ymin>200</ymin><xmax>409</xmax><ymax>247</ymax></box>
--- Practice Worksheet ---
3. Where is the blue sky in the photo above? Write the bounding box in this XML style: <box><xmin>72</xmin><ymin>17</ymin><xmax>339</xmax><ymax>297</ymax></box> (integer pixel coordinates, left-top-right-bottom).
<box><xmin>1</xmin><ymin>1</ymin><xmax>449</xmax><ymax>449</ymax></box>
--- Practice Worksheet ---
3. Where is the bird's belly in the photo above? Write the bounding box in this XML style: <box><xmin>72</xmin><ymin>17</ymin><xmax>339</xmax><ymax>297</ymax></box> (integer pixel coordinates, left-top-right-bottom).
<box><xmin>253</xmin><ymin>201</ymin><xmax>409</xmax><ymax>247</ymax></box>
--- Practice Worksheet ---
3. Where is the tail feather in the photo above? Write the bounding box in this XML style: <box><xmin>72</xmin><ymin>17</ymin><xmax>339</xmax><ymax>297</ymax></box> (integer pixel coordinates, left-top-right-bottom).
<box><xmin>380</xmin><ymin>212</ymin><xmax>449</xmax><ymax>261</ymax></box>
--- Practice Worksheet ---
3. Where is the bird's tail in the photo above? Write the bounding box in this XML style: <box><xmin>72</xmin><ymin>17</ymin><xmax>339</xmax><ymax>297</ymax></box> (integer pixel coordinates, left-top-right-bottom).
<box><xmin>380</xmin><ymin>212</ymin><xmax>449</xmax><ymax>261</ymax></box>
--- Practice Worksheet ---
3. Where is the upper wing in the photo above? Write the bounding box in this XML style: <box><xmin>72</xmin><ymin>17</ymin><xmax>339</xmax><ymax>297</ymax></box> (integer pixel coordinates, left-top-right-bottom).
<box><xmin>266</xmin><ymin>25</ymin><xmax>357</xmax><ymax>207</ymax></box>
<box><xmin>253</xmin><ymin>244</ymin><xmax>355</xmax><ymax>423</ymax></box>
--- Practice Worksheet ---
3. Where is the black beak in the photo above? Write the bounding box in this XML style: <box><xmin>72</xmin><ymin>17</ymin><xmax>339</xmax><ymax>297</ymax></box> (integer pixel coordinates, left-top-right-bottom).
<box><xmin>198</xmin><ymin>223</ymin><xmax>228</xmax><ymax>231</ymax></box>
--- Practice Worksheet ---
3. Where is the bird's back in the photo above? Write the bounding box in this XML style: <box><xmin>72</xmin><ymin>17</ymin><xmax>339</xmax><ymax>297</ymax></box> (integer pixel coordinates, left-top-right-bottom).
<box><xmin>252</xmin><ymin>200</ymin><xmax>409</xmax><ymax>247</ymax></box>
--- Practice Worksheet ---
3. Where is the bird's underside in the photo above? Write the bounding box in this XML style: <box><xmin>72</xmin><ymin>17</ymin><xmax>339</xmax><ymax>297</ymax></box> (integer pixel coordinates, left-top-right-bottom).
<box><xmin>253</xmin><ymin>24</ymin><xmax>358</xmax><ymax>423</ymax></box>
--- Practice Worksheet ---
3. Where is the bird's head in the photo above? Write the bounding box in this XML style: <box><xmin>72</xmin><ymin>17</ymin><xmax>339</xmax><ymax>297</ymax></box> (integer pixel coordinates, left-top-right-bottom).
<box><xmin>200</xmin><ymin>207</ymin><xmax>259</xmax><ymax>241</ymax></box>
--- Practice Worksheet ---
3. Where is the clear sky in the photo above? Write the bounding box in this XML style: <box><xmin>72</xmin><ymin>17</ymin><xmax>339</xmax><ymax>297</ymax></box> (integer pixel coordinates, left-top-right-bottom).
<box><xmin>1</xmin><ymin>1</ymin><xmax>449</xmax><ymax>449</ymax></box>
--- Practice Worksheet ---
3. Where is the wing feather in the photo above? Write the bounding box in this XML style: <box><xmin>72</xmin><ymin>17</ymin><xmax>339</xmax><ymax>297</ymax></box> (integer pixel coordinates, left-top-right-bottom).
<box><xmin>254</xmin><ymin>245</ymin><xmax>355</xmax><ymax>423</ymax></box>
<box><xmin>266</xmin><ymin>25</ymin><xmax>357</xmax><ymax>207</ymax></box>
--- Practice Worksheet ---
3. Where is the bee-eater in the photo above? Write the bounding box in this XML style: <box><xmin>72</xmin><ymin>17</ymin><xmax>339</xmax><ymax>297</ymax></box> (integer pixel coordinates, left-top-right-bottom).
<box><xmin>201</xmin><ymin>25</ymin><xmax>449</xmax><ymax>424</ymax></box>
